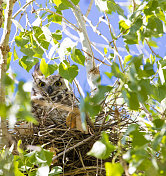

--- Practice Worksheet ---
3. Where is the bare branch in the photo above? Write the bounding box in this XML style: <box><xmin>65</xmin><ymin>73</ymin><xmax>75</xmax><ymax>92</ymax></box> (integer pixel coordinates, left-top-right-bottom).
<box><xmin>36</xmin><ymin>8</ymin><xmax>80</xmax><ymax>32</ymax></box>
<box><xmin>12</xmin><ymin>0</ymin><xmax>35</xmax><ymax>19</ymax></box>
<box><xmin>85</xmin><ymin>0</ymin><xmax>94</xmax><ymax>17</ymax></box>
<box><xmin>71</xmin><ymin>5</ymin><xmax>101</xmax><ymax>93</ymax></box>
<box><xmin>145</xmin><ymin>39</ymin><xmax>161</xmax><ymax>58</ymax></box>
<box><xmin>104</xmin><ymin>13</ymin><xmax>124</xmax><ymax>72</ymax></box>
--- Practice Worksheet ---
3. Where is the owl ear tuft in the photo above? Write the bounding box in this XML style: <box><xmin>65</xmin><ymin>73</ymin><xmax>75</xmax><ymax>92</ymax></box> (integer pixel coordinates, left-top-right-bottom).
<box><xmin>33</xmin><ymin>62</ymin><xmax>43</xmax><ymax>76</ymax></box>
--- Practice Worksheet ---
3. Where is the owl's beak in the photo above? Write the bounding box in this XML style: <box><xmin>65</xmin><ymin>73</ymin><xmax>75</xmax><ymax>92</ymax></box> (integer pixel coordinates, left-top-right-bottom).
<box><xmin>47</xmin><ymin>86</ymin><xmax>53</xmax><ymax>94</ymax></box>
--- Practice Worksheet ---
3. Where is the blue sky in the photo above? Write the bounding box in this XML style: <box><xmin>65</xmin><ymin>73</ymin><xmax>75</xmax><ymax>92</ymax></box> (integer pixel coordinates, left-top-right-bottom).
<box><xmin>2</xmin><ymin>0</ymin><xmax>166</xmax><ymax>95</ymax></box>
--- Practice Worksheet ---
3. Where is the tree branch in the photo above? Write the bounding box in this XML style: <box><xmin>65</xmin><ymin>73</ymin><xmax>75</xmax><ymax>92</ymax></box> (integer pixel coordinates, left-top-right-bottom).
<box><xmin>0</xmin><ymin>0</ymin><xmax>3</xmax><ymax>28</ymax></box>
<box><xmin>0</xmin><ymin>0</ymin><xmax>15</xmax><ymax>148</ymax></box>
<box><xmin>12</xmin><ymin>0</ymin><xmax>35</xmax><ymax>19</ymax></box>
<box><xmin>85</xmin><ymin>0</ymin><xmax>94</xmax><ymax>17</ymax></box>
<box><xmin>104</xmin><ymin>12</ymin><xmax>124</xmax><ymax>72</ymax></box>
<box><xmin>71</xmin><ymin>4</ymin><xmax>101</xmax><ymax>94</ymax></box>
<box><xmin>36</xmin><ymin>8</ymin><xmax>80</xmax><ymax>32</ymax></box>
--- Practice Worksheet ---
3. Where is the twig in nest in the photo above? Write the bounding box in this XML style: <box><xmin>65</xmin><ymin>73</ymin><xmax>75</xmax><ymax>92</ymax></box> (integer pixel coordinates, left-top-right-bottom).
<box><xmin>52</xmin><ymin>134</ymin><xmax>95</xmax><ymax>162</ymax></box>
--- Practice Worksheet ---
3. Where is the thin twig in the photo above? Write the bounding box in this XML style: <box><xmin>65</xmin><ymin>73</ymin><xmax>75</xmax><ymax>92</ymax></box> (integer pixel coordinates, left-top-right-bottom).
<box><xmin>78</xmin><ymin>151</ymin><xmax>89</xmax><ymax>176</ymax></box>
<box><xmin>52</xmin><ymin>134</ymin><xmax>95</xmax><ymax>161</ymax></box>
<box><xmin>104</xmin><ymin>13</ymin><xmax>124</xmax><ymax>72</ymax></box>
<box><xmin>36</xmin><ymin>8</ymin><xmax>80</xmax><ymax>32</ymax></box>
<box><xmin>132</xmin><ymin>0</ymin><xmax>137</xmax><ymax>12</ymax></box>
<box><xmin>81</xmin><ymin>49</ymin><xmax>112</xmax><ymax>67</ymax></box>
<box><xmin>85</xmin><ymin>0</ymin><xmax>94</xmax><ymax>17</ymax></box>
<box><xmin>84</xmin><ymin>15</ymin><xmax>110</xmax><ymax>44</ymax></box>
<box><xmin>12</xmin><ymin>0</ymin><xmax>35</xmax><ymax>19</ymax></box>
<box><xmin>145</xmin><ymin>39</ymin><xmax>161</xmax><ymax>58</ymax></box>
<box><xmin>91</xmin><ymin>42</ymin><xmax>112</xmax><ymax>65</ymax></box>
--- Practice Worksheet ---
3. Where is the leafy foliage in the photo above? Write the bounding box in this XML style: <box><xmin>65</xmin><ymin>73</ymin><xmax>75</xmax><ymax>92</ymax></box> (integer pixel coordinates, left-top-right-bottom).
<box><xmin>0</xmin><ymin>141</ymin><xmax>62</xmax><ymax>176</ymax></box>
<box><xmin>1</xmin><ymin>0</ymin><xmax>166</xmax><ymax>175</ymax></box>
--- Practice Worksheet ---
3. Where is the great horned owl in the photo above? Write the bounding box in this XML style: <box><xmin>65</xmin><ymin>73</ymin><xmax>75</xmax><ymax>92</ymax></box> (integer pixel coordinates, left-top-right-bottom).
<box><xmin>31</xmin><ymin>63</ymin><xmax>77</xmax><ymax>127</ymax></box>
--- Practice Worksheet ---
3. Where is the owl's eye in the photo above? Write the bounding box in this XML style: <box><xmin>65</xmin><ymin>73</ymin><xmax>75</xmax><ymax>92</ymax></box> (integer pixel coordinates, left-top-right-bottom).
<box><xmin>55</xmin><ymin>81</ymin><xmax>62</xmax><ymax>87</ymax></box>
<box><xmin>39</xmin><ymin>81</ymin><xmax>45</xmax><ymax>87</ymax></box>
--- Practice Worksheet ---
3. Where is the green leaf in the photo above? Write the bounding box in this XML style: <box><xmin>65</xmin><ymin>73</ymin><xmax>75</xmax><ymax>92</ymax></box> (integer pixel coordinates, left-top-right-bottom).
<box><xmin>14</xmin><ymin>46</ymin><xmax>19</xmax><ymax>60</ymax></box>
<box><xmin>148</xmin><ymin>39</ymin><xmax>158</xmax><ymax>48</ymax></box>
<box><xmin>80</xmin><ymin>94</ymin><xmax>101</xmax><ymax>118</ymax></box>
<box><xmin>71</xmin><ymin>48</ymin><xmax>85</xmax><ymax>66</ymax></box>
<box><xmin>123</xmin><ymin>32</ymin><xmax>138</xmax><ymax>44</ymax></box>
<box><xmin>87</xmin><ymin>132</ymin><xmax>115</xmax><ymax>159</ymax></box>
<box><xmin>59</xmin><ymin>60</ymin><xmax>78</xmax><ymax>83</ymax></box>
<box><xmin>15</xmin><ymin>36</ymin><xmax>29</xmax><ymax>47</ymax></box>
<box><xmin>105</xmin><ymin>72</ymin><xmax>113</xmax><ymax>79</ymax></box>
<box><xmin>19</xmin><ymin>56</ymin><xmax>39</xmax><ymax>72</ymax></box>
<box><xmin>48</xmin><ymin>10</ymin><xmax>62</xmax><ymax>24</ymax></box>
<box><xmin>105</xmin><ymin>162</ymin><xmax>124</xmax><ymax>176</ymax></box>
<box><xmin>52</xmin><ymin>30</ymin><xmax>62</xmax><ymax>40</ymax></box>
<box><xmin>7</xmin><ymin>52</ymin><xmax>12</xmax><ymax>70</ymax></box>
<box><xmin>152</xmin><ymin>134</ymin><xmax>163</xmax><ymax>151</ymax></box>
<box><xmin>36</xmin><ymin>149</ymin><xmax>53</xmax><ymax>165</ymax></box>
<box><xmin>33</xmin><ymin>26</ymin><xmax>50</xmax><ymax>49</ymax></box>
<box><xmin>32</xmin><ymin>46</ymin><xmax>44</xmax><ymax>58</ymax></box>
<box><xmin>124</xmin><ymin>55</ymin><xmax>132</xmax><ymax>67</ymax></box>
<box><xmin>130</xmin><ymin>130</ymin><xmax>149</xmax><ymax>147</ymax></box>
<box><xmin>53</xmin><ymin>0</ymin><xmax>62</xmax><ymax>7</ymax></box>
<box><xmin>49</xmin><ymin>166</ymin><xmax>62</xmax><ymax>176</ymax></box>
<box><xmin>20</xmin><ymin>47</ymin><xmax>35</xmax><ymax>57</ymax></box>
<box><xmin>153</xmin><ymin>119</ymin><xmax>164</xmax><ymax>129</ymax></box>
<box><xmin>157</xmin><ymin>84</ymin><xmax>166</xmax><ymax>102</ymax></box>
<box><xmin>122</xmin><ymin>89</ymin><xmax>140</xmax><ymax>110</ymax></box>
<box><xmin>107</xmin><ymin>0</ymin><xmax>125</xmax><ymax>17</ymax></box>
<box><xmin>40</xmin><ymin>58</ymin><xmax>58</xmax><ymax>77</ymax></box>
<box><xmin>130</xmin><ymin>54</ymin><xmax>143</xmax><ymax>70</ymax></box>
<box><xmin>147</xmin><ymin>16</ymin><xmax>163</xmax><ymax>34</ymax></box>
<box><xmin>119</xmin><ymin>20</ymin><xmax>129</xmax><ymax>34</ymax></box>
<box><xmin>92</xmin><ymin>85</ymin><xmax>112</xmax><ymax>104</ymax></box>
<box><xmin>61</xmin><ymin>0</ymin><xmax>80</xmax><ymax>8</ymax></box>
<box><xmin>111</xmin><ymin>62</ymin><xmax>124</xmax><ymax>79</ymax></box>
<box><xmin>0</xmin><ymin>103</ymin><xmax>10</xmax><ymax>118</ymax></box>
<box><xmin>14</xmin><ymin>160</ymin><xmax>25</xmax><ymax>176</ymax></box>
<box><xmin>104</xmin><ymin>47</ymin><xmax>108</xmax><ymax>55</ymax></box>
<box><xmin>43</xmin><ymin>149</ymin><xmax>53</xmax><ymax>165</ymax></box>
<box><xmin>17</xmin><ymin>140</ymin><xmax>24</xmax><ymax>154</ymax></box>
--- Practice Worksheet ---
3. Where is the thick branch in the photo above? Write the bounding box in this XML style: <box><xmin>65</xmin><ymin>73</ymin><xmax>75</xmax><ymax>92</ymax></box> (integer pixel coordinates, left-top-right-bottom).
<box><xmin>0</xmin><ymin>0</ymin><xmax>15</xmax><ymax>148</ymax></box>
<box><xmin>71</xmin><ymin>4</ymin><xmax>100</xmax><ymax>94</ymax></box>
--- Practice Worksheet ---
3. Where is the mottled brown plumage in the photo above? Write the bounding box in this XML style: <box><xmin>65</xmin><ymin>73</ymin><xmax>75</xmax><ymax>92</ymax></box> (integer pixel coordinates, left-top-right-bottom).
<box><xmin>31</xmin><ymin>63</ymin><xmax>77</xmax><ymax>126</ymax></box>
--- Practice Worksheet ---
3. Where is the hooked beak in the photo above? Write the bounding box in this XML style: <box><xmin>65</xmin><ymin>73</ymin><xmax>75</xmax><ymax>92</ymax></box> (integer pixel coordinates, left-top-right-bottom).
<box><xmin>47</xmin><ymin>86</ymin><xmax>53</xmax><ymax>94</ymax></box>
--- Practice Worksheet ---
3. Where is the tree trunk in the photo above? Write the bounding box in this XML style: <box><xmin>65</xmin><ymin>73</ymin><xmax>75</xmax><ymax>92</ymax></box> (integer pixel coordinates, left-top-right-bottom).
<box><xmin>0</xmin><ymin>0</ymin><xmax>15</xmax><ymax>148</ymax></box>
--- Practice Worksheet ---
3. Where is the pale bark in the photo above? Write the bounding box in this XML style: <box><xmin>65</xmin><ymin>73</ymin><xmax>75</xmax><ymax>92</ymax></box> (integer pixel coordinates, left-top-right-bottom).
<box><xmin>67</xmin><ymin>0</ymin><xmax>100</xmax><ymax>94</ymax></box>
<box><xmin>0</xmin><ymin>0</ymin><xmax>15</xmax><ymax>148</ymax></box>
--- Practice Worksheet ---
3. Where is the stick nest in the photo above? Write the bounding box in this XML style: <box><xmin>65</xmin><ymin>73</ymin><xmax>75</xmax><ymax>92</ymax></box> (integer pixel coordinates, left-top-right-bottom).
<box><xmin>11</xmin><ymin>104</ymin><xmax>133</xmax><ymax>176</ymax></box>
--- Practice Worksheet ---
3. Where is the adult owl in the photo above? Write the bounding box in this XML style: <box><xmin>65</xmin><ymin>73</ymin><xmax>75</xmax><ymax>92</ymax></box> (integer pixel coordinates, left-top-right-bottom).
<box><xmin>31</xmin><ymin>63</ymin><xmax>78</xmax><ymax>127</ymax></box>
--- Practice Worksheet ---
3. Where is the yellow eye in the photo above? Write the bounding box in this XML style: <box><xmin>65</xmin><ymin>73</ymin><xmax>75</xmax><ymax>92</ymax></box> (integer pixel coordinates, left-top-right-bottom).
<box><xmin>39</xmin><ymin>81</ymin><xmax>45</xmax><ymax>87</ymax></box>
<box><xmin>55</xmin><ymin>81</ymin><xmax>62</xmax><ymax>87</ymax></box>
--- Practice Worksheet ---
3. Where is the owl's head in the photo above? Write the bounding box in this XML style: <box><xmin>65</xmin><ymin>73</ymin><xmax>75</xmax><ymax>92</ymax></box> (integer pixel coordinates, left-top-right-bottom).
<box><xmin>32</xmin><ymin>63</ymin><xmax>68</xmax><ymax>98</ymax></box>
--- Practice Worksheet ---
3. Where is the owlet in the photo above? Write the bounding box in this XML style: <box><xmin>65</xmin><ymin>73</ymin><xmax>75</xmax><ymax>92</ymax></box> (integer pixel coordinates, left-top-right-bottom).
<box><xmin>31</xmin><ymin>63</ymin><xmax>77</xmax><ymax>126</ymax></box>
